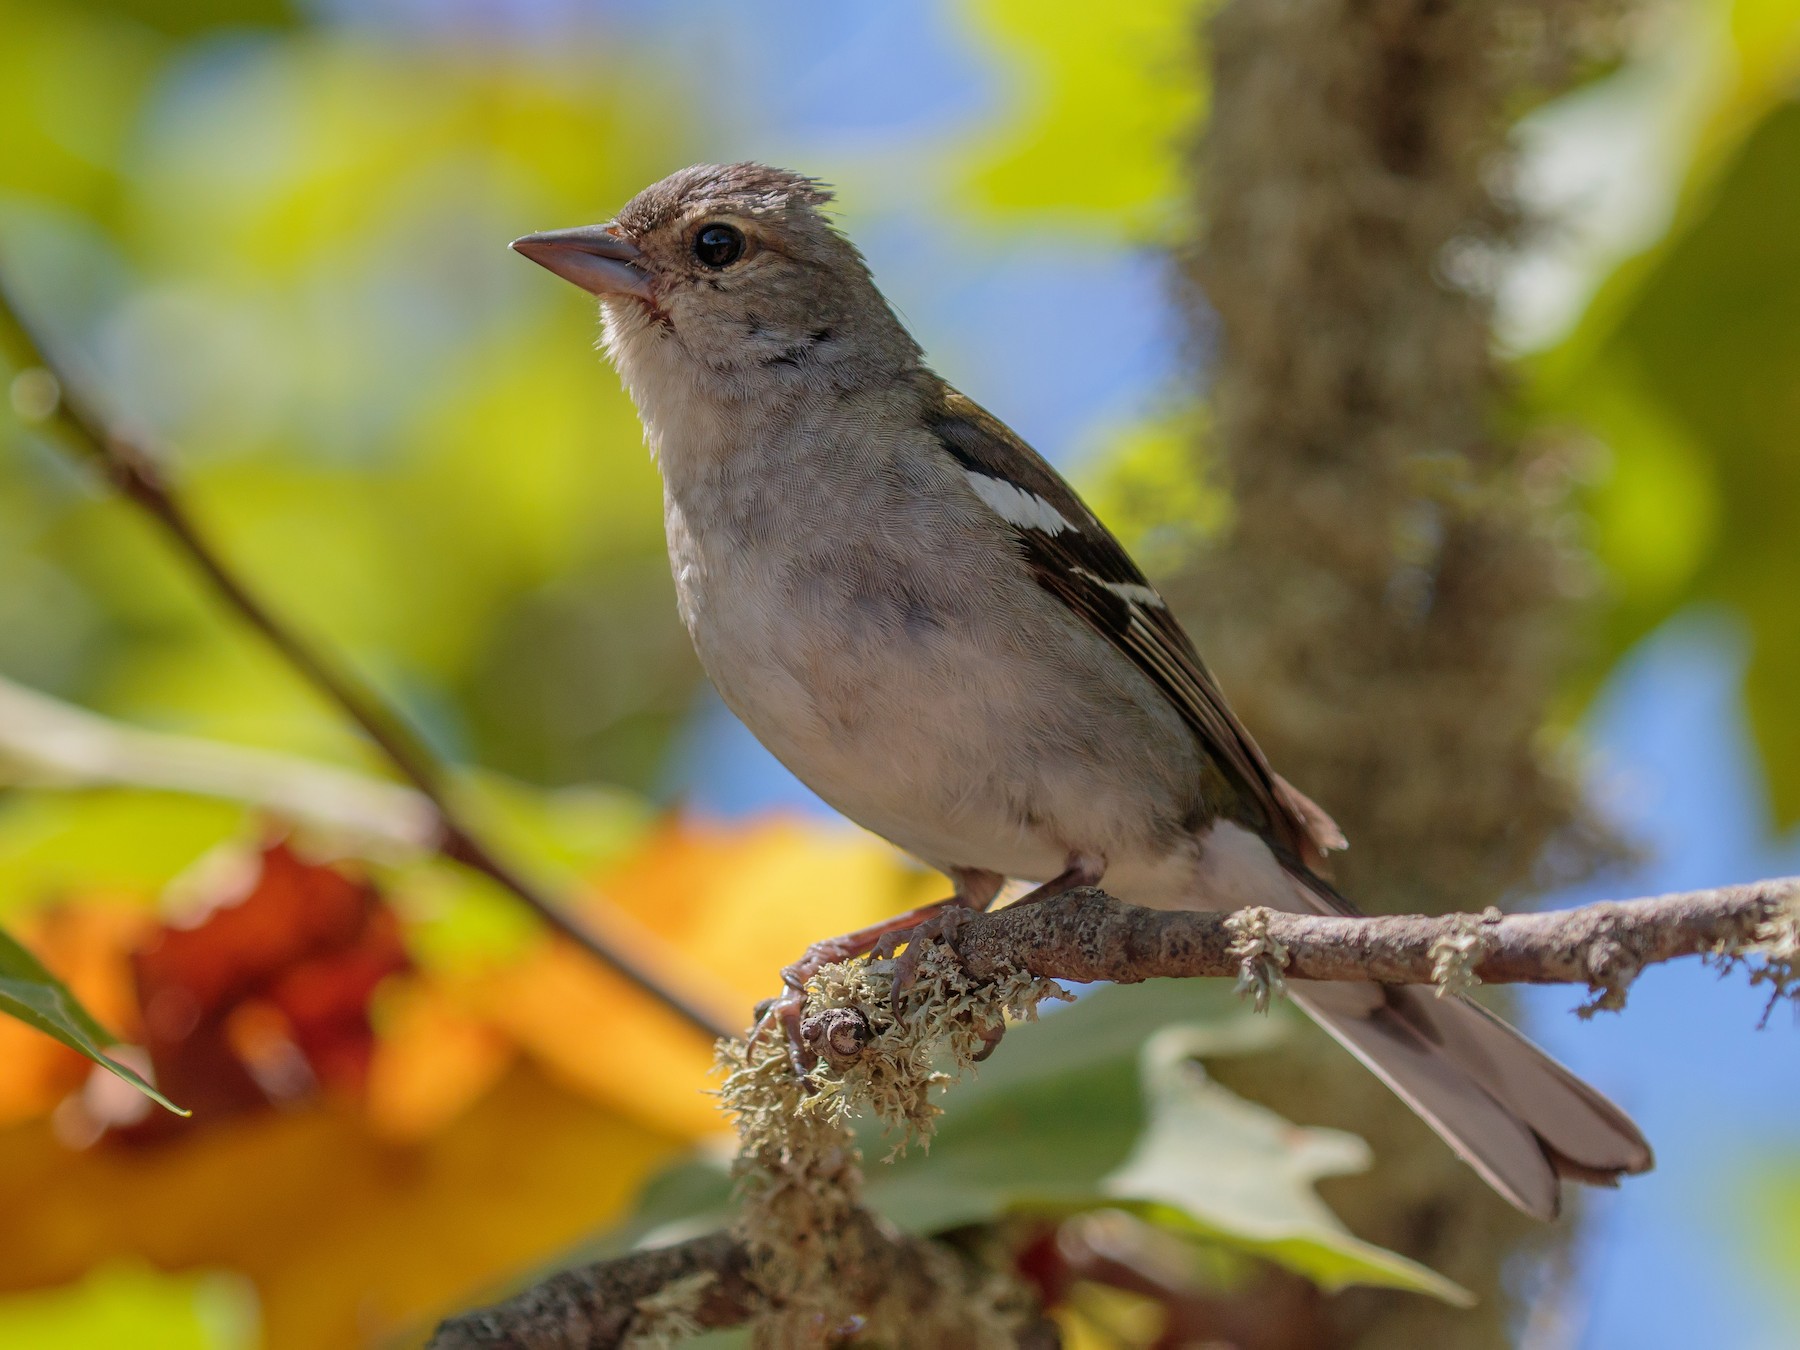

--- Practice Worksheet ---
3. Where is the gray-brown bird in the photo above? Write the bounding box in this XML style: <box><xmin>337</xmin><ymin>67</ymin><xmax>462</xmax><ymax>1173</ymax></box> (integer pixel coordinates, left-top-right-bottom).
<box><xmin>512</xmin><ymin>162</ymin><xmax>1652</xmax><ymax>1220</ymax></box>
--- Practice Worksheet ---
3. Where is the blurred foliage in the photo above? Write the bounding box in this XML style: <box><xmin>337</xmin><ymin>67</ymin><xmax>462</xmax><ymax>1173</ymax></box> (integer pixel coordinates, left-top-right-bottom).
<box><xmin>1</xmin><ymin>0</ymin><xmax>702</xmax><ymax>793</ymax></box>
<box><xmin>0</xmin><ymin>1262</ymin><xmax>255</xmax><ymax>1350</ymax></box>
<box><xmin>1531</xmin><ymin>2</ymin><xmax>1800</xmax><ymax>824</ymax></box>
<box><xmin>3</xmin><ymin>0</ymin><xmax>1799</xmax><ymax>1343</ymax></box>
<box><xmin>0</xmin><ymin>816</ymin><xmax>927</xmax><ymax>1346</ymax></box>
<box><xmin>960</xmin><ymin>0</ymin><xmax>1203</xmax><ymax>231</ymax></box>
<box><xmin>1747</xmin><ymin>1163</ymin><xmax>1800</xmax><ymax>1297</ymax></box>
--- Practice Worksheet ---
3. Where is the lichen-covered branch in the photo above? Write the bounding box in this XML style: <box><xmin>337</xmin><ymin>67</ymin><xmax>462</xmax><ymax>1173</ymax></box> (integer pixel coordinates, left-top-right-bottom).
<box><xmin>430</xmin><ymin>942</ymin><xmax>1063</xmax><ymax>1350</ymax></box>
<box><xmin>949</xmin><ymin>879</ymin><xmax>1800</xmax><ymax>1013</ymax></box>
<box><xmin>0</xmin><ymin>275</ymin><xmax>732</xmax><ymax>1041</ymax></box>
<box><xmin>428</xmin><ymin>1219</ymin><xmax>1058</xmax><ymax>1350</ymax></box>
<box><xmin>430</xmin><ymin>876</ymin><xmax>1796</xmax><ymax>1348</ymax></box>
<box><xmin>428</xmin><ymin>1233</ymin><xmax>756</xmax><ymax>1349</ymax></box>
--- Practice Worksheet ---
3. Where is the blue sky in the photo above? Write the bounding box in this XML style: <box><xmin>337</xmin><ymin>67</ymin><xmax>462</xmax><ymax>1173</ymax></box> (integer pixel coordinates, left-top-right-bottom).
<box><xmin>1518</xmin><ymin>616</ymin><xmax>1800</xmax><ymax>1348</ymax></box>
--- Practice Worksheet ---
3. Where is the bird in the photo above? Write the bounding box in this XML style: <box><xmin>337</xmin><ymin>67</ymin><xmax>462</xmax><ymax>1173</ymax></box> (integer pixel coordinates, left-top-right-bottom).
<box><xmin>510</xmin><ymin>161</ymin><xmax>1653</xmax><ymax>1220</ymax></box>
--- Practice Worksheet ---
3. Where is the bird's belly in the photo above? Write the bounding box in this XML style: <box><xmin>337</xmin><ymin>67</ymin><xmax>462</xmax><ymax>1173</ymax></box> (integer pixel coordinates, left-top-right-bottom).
<box><xmin>765</xmin><ymin>715</ymin><xmax>1076</xmax><ymax>885</ymax></box>
<box><xmin>689</xmin><ymin>580</ymin><xmax>1198</xmax><ymax>885</ymax></box>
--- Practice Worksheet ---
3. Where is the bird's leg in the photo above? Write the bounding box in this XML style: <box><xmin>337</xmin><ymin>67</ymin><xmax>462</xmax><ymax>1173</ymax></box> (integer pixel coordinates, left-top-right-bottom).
<box><xmin>1008</xmin><ymin>851</ymin><xmax>1105</xmax><ymax>909</ymax></box>
<box><xmin>750</xmin><ymin>867</ymin><xmax>1004</xmax><ymax>1076</ymax></box>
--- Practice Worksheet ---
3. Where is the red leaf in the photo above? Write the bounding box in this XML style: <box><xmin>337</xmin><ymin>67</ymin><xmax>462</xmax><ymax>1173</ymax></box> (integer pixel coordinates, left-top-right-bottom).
<box><xmin>120</xmin><ymin>840</ymin><xmax>409</xmax><ymax>1138</ymax></box>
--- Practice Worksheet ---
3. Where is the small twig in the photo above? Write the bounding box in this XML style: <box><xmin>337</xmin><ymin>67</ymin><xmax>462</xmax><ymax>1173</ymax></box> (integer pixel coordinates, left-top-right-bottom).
<box><xmin>947</xmin><ymin>880</ymin><xmax>1800</xmax><ymax>1007</ymax></box>
<box><xmin>428</xmin><ymin>1233</ymin><xmax>757</xmax><ymax>1349</ymax></box>
<box><xmin>0</xmin><ymin>673</ymin><xmax>437</xmax><ymax>851</ymax></box>
<box><xmin>428</xmin><ymin>1217</ymin><xmax>1055</xmax><ymax>1350</ymax></box>
<box><xmin>0</xmin><ymin>275</ymin><xmax>733</xmax><ymax>1041</ymax></box>
<box><xmin>950</xmin><ymin>880</ymin><xmax>1798</xmax><ymax>993</ymax></box>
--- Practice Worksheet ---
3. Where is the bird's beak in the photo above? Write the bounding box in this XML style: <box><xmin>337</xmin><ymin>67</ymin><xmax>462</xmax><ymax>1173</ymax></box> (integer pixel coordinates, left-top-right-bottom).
<box><xmin>509</xmin><ymin>224</ymin><xmax>654</xmax><ymax>303</ymax></box>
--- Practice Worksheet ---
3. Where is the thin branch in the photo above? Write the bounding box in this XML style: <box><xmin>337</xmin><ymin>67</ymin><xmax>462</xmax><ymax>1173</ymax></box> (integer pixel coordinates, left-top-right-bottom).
<box><xmin>0</xmin><ymin>673</ymin><xmax>438</xmax><ymax>851</ymax></box>
<box><xmin>427</xmin><ymin>877</ymin><xmax>1798</xmax><ymax>1347</ymax></box>
<box><xmin>0</xmin><ymin>276</ymin><xmax>733</xmax><ymax>1041</ymax></box>
<box><xmin>949</xmin><ymin>879</ymin><xmax>1800</xmax><ymax>1010</ymax></box>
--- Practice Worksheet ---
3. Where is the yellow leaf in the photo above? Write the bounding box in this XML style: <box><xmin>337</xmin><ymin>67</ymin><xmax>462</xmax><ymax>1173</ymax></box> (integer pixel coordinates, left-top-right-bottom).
<box><xmin>0</xmin><ymin>1062</ymin><xmax>686</xmax><ymax>1350</ymax></box>
<box><xmin>961</xmin><ymin>0</ymin><xmax>1204</xmax><ymax>229</ymax></box>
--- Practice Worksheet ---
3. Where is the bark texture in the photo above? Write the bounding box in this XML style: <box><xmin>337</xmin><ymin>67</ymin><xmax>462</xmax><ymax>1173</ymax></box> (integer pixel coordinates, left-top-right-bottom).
<box><xmin>949</xmin><ymin>881</ymin><xmax>1796</xmax><ymax>999</ymax></box>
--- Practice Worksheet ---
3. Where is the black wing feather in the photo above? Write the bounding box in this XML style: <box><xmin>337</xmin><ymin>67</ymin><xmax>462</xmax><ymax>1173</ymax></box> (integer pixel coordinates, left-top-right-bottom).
<box><xmin>926</xmin><ymin>388</ymin><xmax>1315</xmax><ymax>857</ymax></box>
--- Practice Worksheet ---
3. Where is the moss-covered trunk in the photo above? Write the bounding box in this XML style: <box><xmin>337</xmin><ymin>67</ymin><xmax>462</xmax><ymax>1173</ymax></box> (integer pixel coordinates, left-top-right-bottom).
<box><xmin>1175</xmin><ymin>1</ymin><xmax>1617</xmax><ymax>1343</ymax></box>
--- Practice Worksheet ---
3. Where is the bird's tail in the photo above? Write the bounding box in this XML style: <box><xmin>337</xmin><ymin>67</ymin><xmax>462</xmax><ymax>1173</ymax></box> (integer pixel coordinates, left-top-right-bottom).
<box><xmin>1164</xmin><ymin>809</ymin><xmax>1653</xmax><ymax>1217</ymax></box>
<box><xmin>1289</xmin><ymin>978</ymin><xmax>1653</xmax><ymax>1219</ymax></box>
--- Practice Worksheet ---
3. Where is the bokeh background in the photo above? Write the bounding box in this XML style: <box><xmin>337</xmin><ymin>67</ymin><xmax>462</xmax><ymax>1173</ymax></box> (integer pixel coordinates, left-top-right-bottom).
<box><xmin>1</xmin><ymin>1</ymin><xmax>1796</xmax><ymax>1346</ymax></box>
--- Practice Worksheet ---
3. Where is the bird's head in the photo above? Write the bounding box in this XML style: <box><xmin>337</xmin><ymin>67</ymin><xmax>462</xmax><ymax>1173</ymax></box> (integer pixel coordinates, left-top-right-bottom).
<box><xmin>512</xmin><ymin>163</ymin><xmax>919</xmax><ymax>420</ymax></box>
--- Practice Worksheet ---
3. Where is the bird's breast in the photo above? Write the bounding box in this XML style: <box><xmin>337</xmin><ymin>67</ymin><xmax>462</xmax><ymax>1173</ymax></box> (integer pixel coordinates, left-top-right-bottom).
<box><xmin>657</xmin><ymin>418</ymin><xmax>1206</xmax><ymax>882</ymax></box>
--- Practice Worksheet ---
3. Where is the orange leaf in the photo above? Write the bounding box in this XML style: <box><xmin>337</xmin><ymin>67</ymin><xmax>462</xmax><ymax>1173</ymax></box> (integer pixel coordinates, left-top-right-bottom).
<box><xmin>0</xmin><ymin>902</ymin><xmax>151</xmax><ymax>1127</ymax></box>
<box><xmin>364</xmin><ymin>981</ymin><xmax>514</xmax><ymax>1142</ymax></box>
<box><xmin>0</xmin><ymin>1061</ymin><xmax>686</xmax><ymax>1349</ymax></box>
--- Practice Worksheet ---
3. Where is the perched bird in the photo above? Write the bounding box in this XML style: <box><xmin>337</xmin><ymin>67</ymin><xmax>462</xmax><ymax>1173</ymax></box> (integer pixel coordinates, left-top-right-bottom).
<box><xmin>512</xmin><ymin>162</ymin><xmax>1652</xmax><ymax>1220</ymax></box>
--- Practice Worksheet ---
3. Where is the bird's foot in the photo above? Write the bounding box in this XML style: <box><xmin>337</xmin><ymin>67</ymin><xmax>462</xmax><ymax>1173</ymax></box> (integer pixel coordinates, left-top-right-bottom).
<box><xmin>871</xmin><ymin>902</ymin><xmax>980</xmax><ymax>1012</ymax></box>
<box><xmin>867</xmin><ymin>907</ymin><xmax>1012</xmax><ymax>1060</ymax></box>
<box><xmin>748</xmin><ymin>894</ymin><xmax>985</xmax><ymax>1078</ymax></box>
<box><xmin>748</xmin><ymin>985</ymin><xmax>814</xmax><ymax>1079</ymax></box>
<box><xmin>747</xmin><ymin>868</ymin><xmax>1008</xmax><ymax>1079</ymax></box>
<box><xmin>1013</xmin><ymin>852</ymin><xmax>1105</xmax><ymax>909</ymax></box>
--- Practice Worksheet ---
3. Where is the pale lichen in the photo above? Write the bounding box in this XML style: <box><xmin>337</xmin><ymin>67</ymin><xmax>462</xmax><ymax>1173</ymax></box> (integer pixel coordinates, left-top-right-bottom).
<box><xmin>715</xmin><ymin>937</ymin><xmax>1066</xmax><ymax>1347</ymax></box>
<box><xmin>811</xmin><ymin>941</ymin><xmax>1069</xmax><ymax>1149</ymax></box>
<box><xmin>1427</xmin><ymin>905</ymin><xmax>1502</xmax><ymax>999</ymax></box>
<box><xmin>1744</xmin><ymin>896</ymin><xmax>1800</xmax><ymax>1027</ymax></box>
<box><xmin>620</xmin><ymin>1271</ymin><xmax>717</xmax><ymax>1349</ymax></box>
<box><xmin>1576</xmin><ymin>933</ymin><xmax>1641</xmax><ymax>1019</ymax></box>
<box><xmin>1224</xmin><ymin>906</ymin><xmax>1288</xmax><ymax>1013</ymax></box>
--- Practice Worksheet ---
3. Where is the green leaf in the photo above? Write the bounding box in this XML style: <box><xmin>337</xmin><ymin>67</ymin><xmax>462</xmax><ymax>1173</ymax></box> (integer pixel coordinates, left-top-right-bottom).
<box><xmin>1103</xmin><ymin>1025</ymin><xmax>1472</xmax><ymax>1304</ymax></box>
<box><xmin>0</xmin><ymin>926</ymin><xmax>187</xmax><ymax>1116</ymax></box>
<box><xmin>1530</xmin><ymin>9</ymin><xmax>1800</xmax><ymax>825</ymax></box>
<box><xmin>861</xmin><ymin>980</ymin><xmax>1241</xmax><ymax>1233</ymax></box>
<box><xmin>960</xmin><ymin>0</ymin><xmax>1204</xmax><ymax>230</ymax></box>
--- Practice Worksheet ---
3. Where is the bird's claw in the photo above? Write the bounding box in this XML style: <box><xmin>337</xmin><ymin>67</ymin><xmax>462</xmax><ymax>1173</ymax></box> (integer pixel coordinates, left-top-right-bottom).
<box><xmin>871</xmin><ymin>903</ymin><xmax>978</xmax><ymax>1016</ymax></box>
<box><xmin>751</xmin><ymin>897</ymin><xmax>987</xmax><ymax>1081</ymax></box>
<box><xmin>970</xmin><ymin>1016</ymin><xmax>1006</xmax><ymax>1062</ymax></box>
<box><xmin>748</xmin><ymin>980</ymin><xmax>815</xmax><ymax>1079</ymax></box>
<box><xmin>748</xmin><ymin>931</ymin><xmax>877</xmax><ymax>1079</ymax></box>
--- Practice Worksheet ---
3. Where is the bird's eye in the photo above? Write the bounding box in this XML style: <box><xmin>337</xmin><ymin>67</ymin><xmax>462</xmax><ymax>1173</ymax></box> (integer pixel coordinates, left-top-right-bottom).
<box><xmin>693</xmin><ymin>223</ymin><xmax>745</xmax><ymax>269</ymax></box>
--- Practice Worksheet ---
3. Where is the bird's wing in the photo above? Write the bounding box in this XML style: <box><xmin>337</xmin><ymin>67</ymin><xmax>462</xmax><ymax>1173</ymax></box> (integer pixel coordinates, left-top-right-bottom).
<box><xmin>925</xmin><ymin>386</ymin><xmax>1342</xmax><ymax>863</ymax></box>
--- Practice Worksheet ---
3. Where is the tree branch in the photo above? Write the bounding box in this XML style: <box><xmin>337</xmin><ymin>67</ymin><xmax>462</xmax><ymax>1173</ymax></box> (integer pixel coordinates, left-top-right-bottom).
<box><xmin>949</xmin><ymin>880</ymin><xmax>1799</xmax><ymax>1012</ymax></box>
<box><xmin>430</xmin><ymin>877</ymin><xmax>1797</xmax><ymax>1348</ymax></box>
<box><xmin>429</xmin><ymin>1217</ymin><xmax>1057</xmax><ymax>1350</ymax></box>
<box><xmin>428</xmin><ymin>1233</ymin><xmax>757</xmax><ymax>1349</ymax></box>
<box><xmin>0</xmin><ymin>276</ymin><xmax>733</xmax><ymax>1041</ymax></box>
